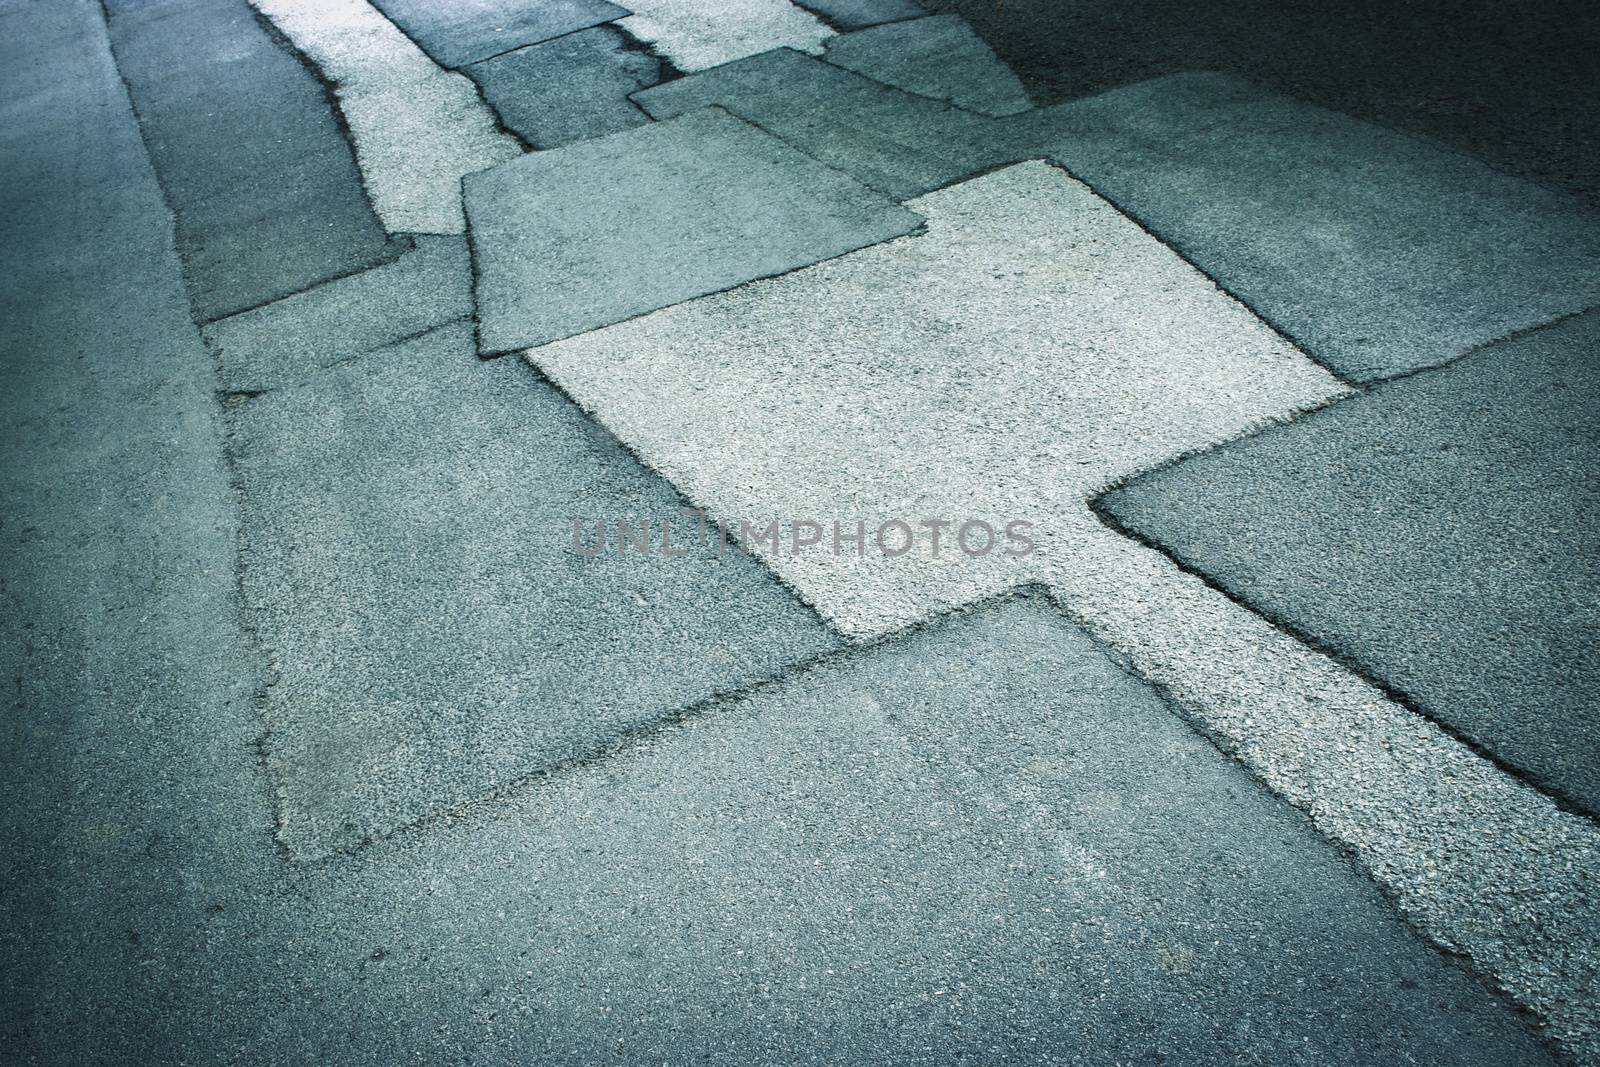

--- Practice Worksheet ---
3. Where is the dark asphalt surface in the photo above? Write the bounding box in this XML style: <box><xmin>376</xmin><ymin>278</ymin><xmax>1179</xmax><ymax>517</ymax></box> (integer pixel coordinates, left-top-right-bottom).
<box><xmin>231</xmin><ymin>319</ymin><xmax>840</xmax><ymax>858</ymax></box>
<box><xmin>1100</xmin><ymin>309</ymin><xmax>1600</xmax><ymax>817</ymax></box>
<box><xmin>1</xmin><ymin>0</ymin><xmax>267</xmax><ymax>1055</ymax></box>
<box><xmin>1029</xmin><ymin>71</ymin><xmax>1600</xmax><ymax>383</ymax></box>
<box><xmin>259</xmin><ymin>594</ymin><xmax>1555</xmax><ymax>1066</ymax></box>
<box><xmin>933</xmin><ymin>0</ymin><xmax>1600</xmax><ymax>209</ymax></box>
<box><xmin>101</xmin><ymin>0</ymin><xmax>397</xmax><ymax>320</ymax></box>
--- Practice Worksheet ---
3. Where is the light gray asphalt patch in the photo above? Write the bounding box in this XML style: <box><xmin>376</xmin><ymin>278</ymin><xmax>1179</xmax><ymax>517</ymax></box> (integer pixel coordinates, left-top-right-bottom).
<box><xmin>1098</xmin><ymin>308</ymin><xmax>1600</xmax><ymax>817</ymax></box>
<box><xmin>618</xmin><ymin>0</ymin><xmax>835</xmax><ymax>72</ymax></box>
<box><xmin>1027</xmin><ymin>71</ymin><xmax>1600</xmax><ymax>382</ymax></box>
<box><xmin>99</xmin><ymin>0</ymin><xmax>395</xmax><ymax>320</ymax></box>
<box><xmin>632</xmin><ymin>45</ymin><xmax>1021</xmax><ymax>199</ymax></box>
<box><xmin>822</xmin><ymin>13</ymin><xmax>1032</xmax><ymax>116</ymax></box>
<box><xmin>204</xmin><ymin>236</ymin><xmax>470</xmax><ymax>393</ymax></box>
<box><xmin>464</xmin><ymin>26</ymin><xmax>662</xmax><ymax>149</ymax></box>
<box><xmin>465</xmin><ymin>106</ymin><xmax>923</xmax><ymax>354</ymax></box>
<box><xmin>369</xmin><ymin>0</ymin><xmax>625</xmax><ymax>69</ymax></box>
<box><xmin>231</xmin><ymin>321</ymin><xmax>841</xmax><ymax>859</ymax></box>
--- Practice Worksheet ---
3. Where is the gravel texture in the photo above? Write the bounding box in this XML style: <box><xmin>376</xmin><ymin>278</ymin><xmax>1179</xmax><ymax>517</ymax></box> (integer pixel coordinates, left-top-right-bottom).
<box><xmin>529</xmin><ymin>160</ymin><xmax>1348</xmax><ymax>639</ymax></box>
<box><xmin>618</xmin><ymin>0</ymin><xmax>835</xmax><ymax>71</ymax></box>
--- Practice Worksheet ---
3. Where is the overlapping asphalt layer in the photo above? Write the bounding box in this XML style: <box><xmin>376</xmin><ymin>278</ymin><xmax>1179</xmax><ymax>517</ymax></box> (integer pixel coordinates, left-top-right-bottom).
<box><xmin>368</xmin><ymin>0</ymin><xmax>626</xmax><ymax>69</ymax></box>
<box><xmin>1029</xmin><ymin>72</ymin><xmax>1600</xmax><ymax>382</ymax></box>
<box><xmin>98</xmin><ymin>0</ymin><xmax>395</xmax><ymax>320</ymax></box>
<box><xmin>523</xmin><ymin>157</ymin><xmax>1600</xmax><ymax>1055</ymax></box>
<box><xmin>1100</xmin><ymin>308</ymin><xmax>1600</xmax><ymax>817</ymax></box>
<box><xmin>617</xmin><ymin>0</ymin><xmax>835</xmax><ymax>71</ymax></box>
<box><xmin>185</xmin><ymin>6</ymin><xmax>1600</xmax><ymax>1053</ymax></box>
<box><xmin>250</xmin><ymin>0</ymin><xmax>521</xmax><ymax>234</ymax></box>
<box><xmin>464</xmin><ymin>106</ymin><xmax>923</xmax><ymax>353</ymax></box>
<box><xmin>229</xmin><ymin>319</ymin><xmax>841</xmax><ymax>859</ymax></box>
<box><xmin>204</xmin><ymin>235</ymin><xmax>471</xmax><ymax>393</ymax></box>
<box><xmin>462</xmin><ymin>26</ymin><xmax>662</xmax><ymax>149</ymax></box>
<box><xmin>7</xmin><ymin>0</ymin><xmax>1599</xmax><ymax>1061</ymax></box>
<box><xmin>220</xmin><ymin>596</ymin><xmax>1558</xmax><ymax>1065</ymax></box>
<box><xmin>820</xmin><ymin>13</ymin><xmax>1033</xmax><ymax>116</ymax></box>
<box><xmin>632</xmin><ymin>46</ymin><xmax>1021</xmax><ymax>199</ymax></box>
<box><xmin>796</xmin><ymin>0</ymin><xmax>926</xmax><ymax>30</ymax></box>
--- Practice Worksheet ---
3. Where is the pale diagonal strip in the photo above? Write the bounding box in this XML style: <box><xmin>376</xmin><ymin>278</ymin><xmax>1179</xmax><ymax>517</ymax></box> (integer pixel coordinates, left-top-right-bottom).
<box><xmin>619</xmin><ymin>0</ymin><xmax>835</xmax><ymax>72</ymax></box>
